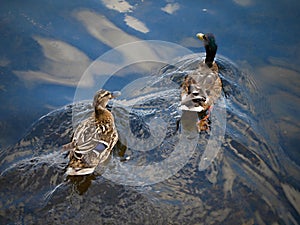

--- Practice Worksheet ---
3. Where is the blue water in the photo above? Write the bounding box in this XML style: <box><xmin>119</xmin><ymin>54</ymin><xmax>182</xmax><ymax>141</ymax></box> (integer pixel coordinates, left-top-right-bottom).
<box><xmin>0</xmin><ymin>0</ymin><xmax>300</xmax><ymax>224</ymax></box>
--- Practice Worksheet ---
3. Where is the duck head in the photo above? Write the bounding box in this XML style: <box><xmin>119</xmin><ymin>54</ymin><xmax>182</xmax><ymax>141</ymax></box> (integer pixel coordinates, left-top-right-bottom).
<box><xmin>93</xmin><ymin>89</ymin><xmax>121</xmax><ymax>110</ymax></box>
<box><xmin>196</xmin><ymin>33</ymin><xmax>218</xmax><ymax>68</ymax></box>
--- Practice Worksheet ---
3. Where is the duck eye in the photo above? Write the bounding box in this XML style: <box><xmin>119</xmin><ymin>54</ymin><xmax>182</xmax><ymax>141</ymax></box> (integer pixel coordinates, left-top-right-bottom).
<box><xmin>103</xmin><ymin>92</ymin><xmax>110</xmax><ymax>97</ymax></box>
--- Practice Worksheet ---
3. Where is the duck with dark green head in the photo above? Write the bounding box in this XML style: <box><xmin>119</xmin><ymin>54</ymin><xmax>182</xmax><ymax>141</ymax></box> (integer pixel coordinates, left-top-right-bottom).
<box><xmin>181</xmin><ymin>32</ymin><xmax>222</xmax><ymax>131</ymax></box>
<box><xmin>197</xmin><ymin>33</ymin><xmax>218</xmax><ymax>68</ymax></box>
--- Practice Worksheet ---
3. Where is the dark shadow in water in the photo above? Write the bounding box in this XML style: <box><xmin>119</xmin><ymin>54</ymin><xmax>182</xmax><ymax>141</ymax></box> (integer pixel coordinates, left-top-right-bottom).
<box><xmin>66</xmin><ymin>174</ymin><xmax>97</xmax><ymax>195</ymax></box>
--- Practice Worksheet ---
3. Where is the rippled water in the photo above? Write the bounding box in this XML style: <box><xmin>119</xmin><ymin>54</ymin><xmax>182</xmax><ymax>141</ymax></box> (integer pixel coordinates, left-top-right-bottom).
<box><xmin>0</xmin><ymin>55</ymin><xmax>299</xmax><ymax>224</ymax></box>
<box><xmin>1</xmin><ymin>0</ymin><xmax>300</xmax><ymax>224</ymax></box>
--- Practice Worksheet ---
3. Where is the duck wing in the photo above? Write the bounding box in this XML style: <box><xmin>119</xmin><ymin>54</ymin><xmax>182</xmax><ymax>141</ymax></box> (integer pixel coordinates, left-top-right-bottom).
<box><xmin>72</xmin><ymin>117</ymin><xmax>112</xmax><ymax>155</ymax></box>
<box><xmin>181</xmin><ymin>63</ymin><xmax>222</xmax><ymax>112</ymax></box>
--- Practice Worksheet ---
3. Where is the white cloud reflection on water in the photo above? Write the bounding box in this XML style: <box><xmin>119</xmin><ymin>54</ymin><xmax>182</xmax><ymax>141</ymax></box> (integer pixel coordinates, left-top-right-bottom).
<box><xmin>101</xmin><ymin>0</ymin><xmax>149</xmax><ymax>34</ymax></box>
<box><xmin>12</xmin><ymin>7</ymin><xmax>187</xmax><ymax>88</ymax></box>
<box><xmin>101</xmin><ymin>0</ymin><xmax>133</xmax><ymax>13</ymax></box>
<box><xmin>73</xmin><ymin>9</ymin><xmax>187</xmax><ymax>88</ymax></box>
<box><xmin>255</xmin><ymin>62</ymin><xmax>300</xmax><ymax>168</ymax></box>
<box><xmin>124</xmin><ymin>15</ymin><xmax>149</xmax><ymax>33</ymax></box>
<box><xmin>74</xmin><ymin>10</ymin><xmax>140</xmax><ymax>47</ymax></box>
<box><xmin>12</xmin><ymin>9</ymin><xmax>154</xmax><ymax>87</ymax></box>
<box><xmin>161</xmin><ymin>3</ymin><xmax>180</xmax><ymax>14</ymax></box>
<box><xmin>13</xmin><ymin>36</ymin><xmax>91</xmax><ymax>87</ymax></box>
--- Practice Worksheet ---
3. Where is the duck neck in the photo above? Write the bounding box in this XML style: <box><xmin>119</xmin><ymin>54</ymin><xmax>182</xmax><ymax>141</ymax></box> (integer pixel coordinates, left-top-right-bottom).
<box><xmin>204</xmin><ymin>44</ymin><xmax>217</xmax><ymax>68</ymax></box>
<box><xmin>95</xmin><ymin>105</ymin><xmax>108</xmax><ymax>117</ymax></box>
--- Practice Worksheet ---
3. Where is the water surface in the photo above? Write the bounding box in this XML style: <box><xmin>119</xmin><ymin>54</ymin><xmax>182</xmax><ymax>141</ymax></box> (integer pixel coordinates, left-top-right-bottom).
<box><xmin>0</xmin><ymin>0</ymin><xmax>299</xmax><ymax>224</ymax></box>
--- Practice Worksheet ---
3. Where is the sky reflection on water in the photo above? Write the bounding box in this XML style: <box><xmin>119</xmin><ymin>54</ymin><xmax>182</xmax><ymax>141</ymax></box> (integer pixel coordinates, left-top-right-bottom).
<box><xmin>1</xmin><ymin>0</ymin><xmax>299</xmax><ymax>159</ymax></box>
<box><xmin>0</xmin><ymin>0</ymin><xmax>300</xmax><ymax>223</ymax></box>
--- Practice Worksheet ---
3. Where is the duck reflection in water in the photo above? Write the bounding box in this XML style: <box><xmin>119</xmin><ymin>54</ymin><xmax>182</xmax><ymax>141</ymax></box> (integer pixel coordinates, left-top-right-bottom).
<box><xmin>66</xmin><ymin>173</ymin><xmax>97</xmax><ymax>195</ymax></box>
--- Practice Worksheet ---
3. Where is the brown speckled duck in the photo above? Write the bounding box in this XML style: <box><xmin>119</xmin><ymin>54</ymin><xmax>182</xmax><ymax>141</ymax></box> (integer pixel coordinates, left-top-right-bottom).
<box><xmin>63</xmin><ymin>89</ymin><xmax>120</xmax><ymax>175</ymax></box>
<box><xmin>181</xmin><ymin>33</ymin><xmax>222</xmax><ymax>131</ymax></box>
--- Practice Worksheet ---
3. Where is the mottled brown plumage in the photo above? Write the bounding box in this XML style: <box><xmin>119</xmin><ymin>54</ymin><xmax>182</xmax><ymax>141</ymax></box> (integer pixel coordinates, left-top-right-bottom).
<box><xmin>181</xmin><ymin>33</ymin><xmax>222</xmax><ymax>131</ymax></box>
<box><xmin>63</xmin><ymin>89</ymin><xmax>120</xmax><ymax>175</ymax></box>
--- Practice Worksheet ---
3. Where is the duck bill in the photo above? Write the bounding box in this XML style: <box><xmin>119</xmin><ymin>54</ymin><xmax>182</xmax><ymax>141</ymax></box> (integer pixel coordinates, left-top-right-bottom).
<box><xmin>196</xmin><ymin>33</ymin><xmax>205</xmax><ymax>41</ymax></box>
<box><xmin>111</xmin><ymin>91</ymin><xmax>121</xmax><ymax>98</ymax></box>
